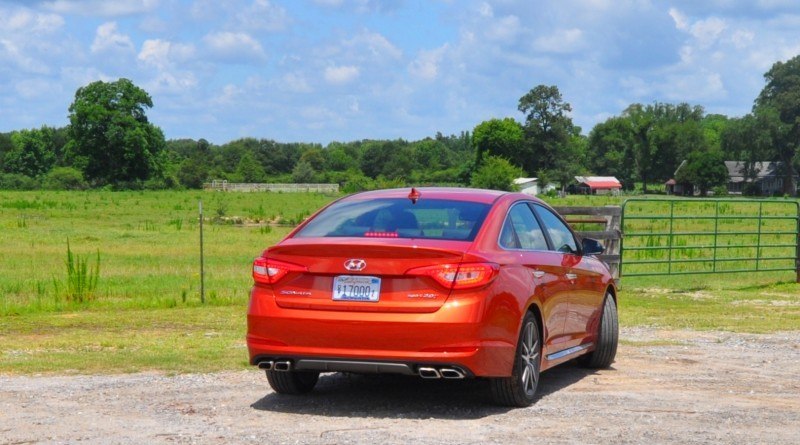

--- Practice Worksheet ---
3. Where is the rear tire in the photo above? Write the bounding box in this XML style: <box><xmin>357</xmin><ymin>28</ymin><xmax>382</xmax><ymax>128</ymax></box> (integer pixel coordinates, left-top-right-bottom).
<box><xmin>266</xmin><ymin>370</ymin><xmax>320</xmax><ymax>394</ymax></box>
<box><xmin>489</xmin><ymin>312</ymin><xmax>541</xmax><ymax>407</ymax></box>
<box><xmin>581</xmin><ymin>294</ymin><xmax>618</xmax><ymax>368</ymax></box>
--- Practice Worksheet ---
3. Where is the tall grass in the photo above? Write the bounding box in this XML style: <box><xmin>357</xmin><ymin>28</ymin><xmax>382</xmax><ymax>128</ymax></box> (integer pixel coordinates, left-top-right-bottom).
<box><xmin>63</xmin><ymin>240</ymin><xmax>100</xmax><ymax>303</ymax></box>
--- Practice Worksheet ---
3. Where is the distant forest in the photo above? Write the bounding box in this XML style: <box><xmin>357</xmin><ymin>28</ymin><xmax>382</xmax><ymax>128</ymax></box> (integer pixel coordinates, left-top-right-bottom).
<box><xmin>1</xmin><ymin>55</ymin><xmax>798</xmax><ymax>196</ymax></box>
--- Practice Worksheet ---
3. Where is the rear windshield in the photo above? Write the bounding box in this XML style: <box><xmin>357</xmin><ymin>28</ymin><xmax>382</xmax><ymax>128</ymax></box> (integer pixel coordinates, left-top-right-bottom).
<box><xmin>294</xmin><ymin>198</ymin><xmax>491</xmax><ymax>241</ymax></box>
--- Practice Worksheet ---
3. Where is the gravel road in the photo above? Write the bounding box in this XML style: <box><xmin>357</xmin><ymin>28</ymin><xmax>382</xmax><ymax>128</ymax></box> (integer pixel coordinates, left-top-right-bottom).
<box><xmin>2</xmin><ymin>327</ymin><xmax>799</xmax><ymax>445</ymax></box>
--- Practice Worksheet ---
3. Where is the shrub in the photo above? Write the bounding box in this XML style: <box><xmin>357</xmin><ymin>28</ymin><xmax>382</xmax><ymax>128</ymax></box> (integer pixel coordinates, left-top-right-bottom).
<box><xmin>0</xmin><ymin>173</ymin><xmax>39</xmax><ymax>190</ymax></box>
<box><xmin>43</xmin><ymin>167</ymin><xmax>88</xmax><ymax>190</ymax></box>
<box><xmin>469</xmin><ymin>156</ymin><xmax>524</xmax><ymax>191</ymax></box>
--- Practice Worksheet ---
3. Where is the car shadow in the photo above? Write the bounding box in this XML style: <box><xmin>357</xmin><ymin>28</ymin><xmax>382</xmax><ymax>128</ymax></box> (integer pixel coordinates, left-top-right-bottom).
<box><xmin>250</xmin><ymin>362</ymin><xmax>600</xmax><ymax>420</ymax></box>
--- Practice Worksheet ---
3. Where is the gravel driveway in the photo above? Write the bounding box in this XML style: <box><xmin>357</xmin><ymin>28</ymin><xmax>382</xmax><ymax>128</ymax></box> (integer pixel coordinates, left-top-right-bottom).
<box><xmin>2</xmin><ymin>327</ymin><xmax>799</xmax><ymax>445</ymax></box>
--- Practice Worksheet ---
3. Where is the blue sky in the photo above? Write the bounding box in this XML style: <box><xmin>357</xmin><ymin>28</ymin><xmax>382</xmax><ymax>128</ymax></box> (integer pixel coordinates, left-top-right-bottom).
<box><xmin>1</xmin><ymin>0</ymin><xmax>799</xmax><ymax>145</ymax></box>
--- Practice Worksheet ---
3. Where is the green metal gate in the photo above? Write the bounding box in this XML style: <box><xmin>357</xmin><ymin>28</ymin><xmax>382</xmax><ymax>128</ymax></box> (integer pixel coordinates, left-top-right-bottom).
<box><xmin>620</xmin><ymin>199</ymin><xmax>800</xmax><ymax>281</ymax></box>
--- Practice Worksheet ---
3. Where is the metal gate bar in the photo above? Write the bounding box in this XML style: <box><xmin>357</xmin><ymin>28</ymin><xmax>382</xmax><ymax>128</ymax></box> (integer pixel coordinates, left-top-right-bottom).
<box><xmin>620</xmin><ymin>199</ymin><xmax>800</xmax><ymax>282</ymax></box>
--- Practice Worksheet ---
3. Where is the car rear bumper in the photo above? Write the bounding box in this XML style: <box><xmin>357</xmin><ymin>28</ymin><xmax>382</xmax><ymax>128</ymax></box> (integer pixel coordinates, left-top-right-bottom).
<box><xmin>246</xmin><ymin>288</ymin><xmax>517</xmax><ymax>377</ymax></box>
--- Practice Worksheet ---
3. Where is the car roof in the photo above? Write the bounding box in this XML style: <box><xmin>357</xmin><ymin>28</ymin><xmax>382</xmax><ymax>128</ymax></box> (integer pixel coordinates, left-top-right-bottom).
<box><xmin>342</xmin><ymin>187</ymin><xmax>512</xmax><ymax>204</ymax></box>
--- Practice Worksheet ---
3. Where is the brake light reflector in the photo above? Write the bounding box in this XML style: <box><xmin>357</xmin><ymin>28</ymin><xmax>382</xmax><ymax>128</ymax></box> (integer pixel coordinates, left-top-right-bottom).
<box><xmin>406</xmin><ymin>263</ymin><xmax>499</xmax><ymax>290</ymax></box>
<box><xmin>252</xmin><ymin>257</ymin><xmax>306</xmax><ymax>284</ymax></box>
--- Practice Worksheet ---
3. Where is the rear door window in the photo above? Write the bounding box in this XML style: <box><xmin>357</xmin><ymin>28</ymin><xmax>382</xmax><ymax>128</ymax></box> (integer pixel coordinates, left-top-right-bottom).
<box><xmin>532</xmin><ymin>204</ymin><xmax>578</xmax><ymax>254</ymax></box>
<box><xmin>294</xmin><ymin>198</ymin><xmax>490</xmax><ymax>241</ymax></box>
<box><xmin>499</xmin><ymin>203</ymin><xmax>548</xmax><ymax>250</ymax></box>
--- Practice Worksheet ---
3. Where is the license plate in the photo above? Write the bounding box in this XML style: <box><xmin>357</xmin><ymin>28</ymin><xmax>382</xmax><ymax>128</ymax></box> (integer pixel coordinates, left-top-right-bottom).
<box><xmin>332</xmin><ymin>275</ymin><xmax>381</xmax><ymax>302</ymax></box>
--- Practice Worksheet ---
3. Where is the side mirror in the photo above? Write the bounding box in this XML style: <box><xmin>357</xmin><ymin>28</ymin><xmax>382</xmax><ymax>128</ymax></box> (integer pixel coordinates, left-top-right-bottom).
<box><xmin>582</xmin><ymin>238</ymin><xmax>605</xmax><ymax>256</ymax></box>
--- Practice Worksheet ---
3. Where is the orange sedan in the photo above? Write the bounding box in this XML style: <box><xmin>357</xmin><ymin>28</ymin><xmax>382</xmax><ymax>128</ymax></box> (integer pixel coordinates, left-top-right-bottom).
<box><xmin>247</xmin><ymin>187</ymin><xmax>618</xmax><ymax>406</ymax></box>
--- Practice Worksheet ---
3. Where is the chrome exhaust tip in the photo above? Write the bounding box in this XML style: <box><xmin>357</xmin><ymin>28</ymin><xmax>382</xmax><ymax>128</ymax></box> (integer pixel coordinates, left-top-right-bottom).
<box><xmin>273</xmin><ymin>360</ymin><xmax>292</xmax><ymax>372</ymax></box>
<box><xmin>439</xmin><ymin>368</ymin><xmax>466</xmax><ymax>379</ymax></box>
<box><xmin>418</xmin><ymin>367</ymin><xmax>441</xmax><ymax>379</ymax></box>
<box><xmin>258</xmin><ymin>360</ymin><xmax>274</xmax><ymax>371</ymax></box>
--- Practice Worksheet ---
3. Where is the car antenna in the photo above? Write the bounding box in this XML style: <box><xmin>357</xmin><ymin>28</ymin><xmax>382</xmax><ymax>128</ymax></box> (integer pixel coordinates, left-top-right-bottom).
<box><xmin>408</xmin><ymin>187</ymin><xmax>421</xmax><ymax>204</ymax></box>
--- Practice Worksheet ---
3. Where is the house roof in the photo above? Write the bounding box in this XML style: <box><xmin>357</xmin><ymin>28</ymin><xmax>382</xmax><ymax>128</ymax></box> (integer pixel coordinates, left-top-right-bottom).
<box><xmin>725</xmin><ymin>161</ymin><xmax>780</xmax><ymax>182</ymax></box>
<box><xmin>574</xmin><ymin>176</ymin><xmax>621</xmax><ymax>189</ymax></box>
<box><xmin>513</xmin><ymin>177</ymin><xmax>538</xmax><ymax>185</ymax></box>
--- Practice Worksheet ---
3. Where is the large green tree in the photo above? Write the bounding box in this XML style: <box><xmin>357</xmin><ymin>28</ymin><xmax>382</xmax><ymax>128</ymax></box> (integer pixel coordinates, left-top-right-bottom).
<box><xmin>517</xmin><ymin>85</ymin><xmax>583</xmax><ymax>187</ymax></box>
<box><xmin>4</xmin><ymin>127</ymin><xmax>57</xmax><ymax>177</ymax></box>
<box><xmin>676</xmin><ymin>150</ymin><xmax>728</xmax><ymax>196</ymax></box>
<box><xmin>67</xmin><ymin>78</ymin><xmax>165</xmax><ymax>185</ymax></box>
<box><xmin>473</xmin><ymin>118</ymin><xmax>525</xmax><ymax>169</ymax></box>
<box><xmin>754</xmin><ymin>55</ymin><xmax>800</xmax><ymax>195</ymax></box>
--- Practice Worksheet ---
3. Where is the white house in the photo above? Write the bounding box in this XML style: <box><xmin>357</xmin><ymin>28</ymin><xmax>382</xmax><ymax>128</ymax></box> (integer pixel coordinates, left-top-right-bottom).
<box><xmin>514</xmin><ymin>177</ymin><xmax>556</xmax><ymax>196</ymax></box>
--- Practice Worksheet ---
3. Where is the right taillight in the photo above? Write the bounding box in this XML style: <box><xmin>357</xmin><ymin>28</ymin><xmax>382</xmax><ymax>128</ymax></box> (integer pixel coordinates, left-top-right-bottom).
<box><xmin>252</xmin><ymin>257</ymin><xmax>306</xmax><ymax>284</ymax></box>
<box><xmin>406</xmin><ymin>262</ymin><xmax>499</xmax><ymax>290</ymax></box>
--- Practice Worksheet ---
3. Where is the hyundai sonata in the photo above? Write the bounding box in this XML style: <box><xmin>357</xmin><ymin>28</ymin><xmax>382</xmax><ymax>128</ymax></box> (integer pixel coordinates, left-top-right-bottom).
<box><xmin>247</xmin><ymin>187</ymin><xmax>618</xmax><ymax>406</ymax></box>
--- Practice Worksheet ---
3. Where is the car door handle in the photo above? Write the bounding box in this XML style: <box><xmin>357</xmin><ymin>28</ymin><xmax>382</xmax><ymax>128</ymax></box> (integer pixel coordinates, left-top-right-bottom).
<box><xmin>565</xmin><ymin>273</ymin><xmax>577</xmax><ymax>280</ymax></box>
<box><xmin>531</xmin><ymin>270</ymin><xmax>545</xmax><ymax>278</ymax></box>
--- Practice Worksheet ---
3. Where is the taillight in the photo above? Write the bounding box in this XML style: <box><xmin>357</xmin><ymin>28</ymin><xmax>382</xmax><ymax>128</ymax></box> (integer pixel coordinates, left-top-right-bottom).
<box><xmin>406</xmin><ymin>263</ymin><xmax>499</xmax><ymax>290</ymax></box>
<box><xmin>252</xmin><ymin>257</ymin><xmax>307</xmax><ymax>284</ymax></box>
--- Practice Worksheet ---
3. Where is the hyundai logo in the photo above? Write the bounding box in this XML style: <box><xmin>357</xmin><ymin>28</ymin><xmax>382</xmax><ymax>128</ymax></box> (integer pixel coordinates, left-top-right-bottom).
<box><xmin>344</xmin><ymin>259</ymin><xmax>367</xmax><ymax>271</ymax></box>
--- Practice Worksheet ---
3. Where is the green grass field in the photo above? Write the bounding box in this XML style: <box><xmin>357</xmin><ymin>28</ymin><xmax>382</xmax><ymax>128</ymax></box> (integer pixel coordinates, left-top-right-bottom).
<box><xmin>0</xmin><ymin>190</ymin><xmax>797</xmax><ymax>375</ymax></box>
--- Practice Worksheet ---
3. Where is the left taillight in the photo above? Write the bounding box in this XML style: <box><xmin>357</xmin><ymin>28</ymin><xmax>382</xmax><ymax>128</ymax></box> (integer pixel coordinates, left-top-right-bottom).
<box><xmin>406</xmin><ymin>262</ymin><xmax>499</xmax><ymax>290</ymax></box>
<box><xmin>252</xmin><ymin>257</ymin><xmax>307</xmax><ymax>285</ymax></box>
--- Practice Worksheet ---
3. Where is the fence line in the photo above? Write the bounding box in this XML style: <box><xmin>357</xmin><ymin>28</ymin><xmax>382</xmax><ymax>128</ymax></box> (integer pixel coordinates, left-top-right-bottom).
<box><xmin>204</xmin><ymin>180</ymin><xmax>339</xmax><ymax>193</ymax></box>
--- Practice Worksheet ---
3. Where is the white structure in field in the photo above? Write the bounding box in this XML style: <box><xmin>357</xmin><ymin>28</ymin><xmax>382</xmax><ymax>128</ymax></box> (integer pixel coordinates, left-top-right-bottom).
<box><xmin>514</xmin><ymin>178</ymin><xmax>557</xmax><ymax>196</ymax></box>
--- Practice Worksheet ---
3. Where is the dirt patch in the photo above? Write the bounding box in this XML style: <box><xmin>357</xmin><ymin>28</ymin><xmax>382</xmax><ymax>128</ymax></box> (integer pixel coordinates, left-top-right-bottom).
<box><xmin>2</xmin><ymin>327</ymin><xmax>799</xmax><ymax>444</ymax></box>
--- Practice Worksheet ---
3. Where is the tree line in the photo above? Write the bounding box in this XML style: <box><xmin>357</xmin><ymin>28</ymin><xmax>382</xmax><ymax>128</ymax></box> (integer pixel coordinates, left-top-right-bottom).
<box><xmin>1</xmin><ymin>55</ymin><xmax>798</xmax><ymax>196</ymax></box>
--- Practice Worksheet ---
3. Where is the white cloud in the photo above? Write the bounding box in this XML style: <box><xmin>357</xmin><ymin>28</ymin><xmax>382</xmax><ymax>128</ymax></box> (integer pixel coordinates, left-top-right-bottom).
<box><xmin>91</xmin><ymin>22</ymin><xmax>134</xmax><ymax>54</ymax></box>
<box><xmin>343</xmin><ymin>30</ymin><xmax>402</xmax><ymax>60</ymax></box>
<box><xmin>235</xmin><ymin>0</ymin><xmax>290</xmax><ymax>32</ymax></box>
<box><xmin>485</xmin><ymin>15</ymin><xmax>521</xmax><ymax>42</ymax></box>
<box><xmin>203</xmin><ymin>31</ymin><xmax>266</xmax><ymax>63</ymax></box>
<box><xmin>324</xmin><ymin>65</ymin><xmax>360</xmax><ymax>84</ymax></box>
<box><xmin>533</xmin><ymin>28</ymin><xmax>584</xmax><ymax>53</ymax></box>
<box><xmin>690</xmin><ymin>17</ymin><xmax>727</xmax><ymax>48</ymax></box>
<box><xmin>408</xmin><ymin>45</ymin><xmax>448</xmax><ymax>80</ymax></box>
<box><xmin>146</xmin><ymin>71</ymin><xmax>198</xmax><ymax>95</ymax></box>
<box><xmin>138</xmin><ymin>39</ymin><xmax>195</xmax><ymax>69</ymax></box>
<box><xmin>276</xmin><ymin>72</ymin><xmax>313</xmax><ymax>93</ymax></box>
<box><xmin>43</xmin><ymin>0</ymin><xmax>159</xmax><ymax>16</ymax></box>
<box><xmin>2</xmin><ymin>9</ymin><xmax>64</xmax><ymax>33</ymax></box>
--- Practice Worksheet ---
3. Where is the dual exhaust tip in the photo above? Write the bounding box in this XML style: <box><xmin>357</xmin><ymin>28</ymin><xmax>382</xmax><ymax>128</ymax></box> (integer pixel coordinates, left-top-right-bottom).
<box><xmin>258</xmin><ymin>360</ymin><xmax>291</xmax><ymax>372</ymax></box>
<box><xmin>418</xmin><ymin>367</ymin><xmax>466</xmax><ymax>379</ymax></box>
<box><xmin>258</xmin><ymin>360</ymin><xmax>466</xmax><ymax>379</ymax></box>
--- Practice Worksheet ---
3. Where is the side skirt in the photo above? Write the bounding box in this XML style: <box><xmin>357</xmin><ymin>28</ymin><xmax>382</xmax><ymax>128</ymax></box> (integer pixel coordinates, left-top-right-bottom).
<box><xmin>545</xmin><ymin>343</ymin><xmax>593</xmax><ymax>361</ymax></box>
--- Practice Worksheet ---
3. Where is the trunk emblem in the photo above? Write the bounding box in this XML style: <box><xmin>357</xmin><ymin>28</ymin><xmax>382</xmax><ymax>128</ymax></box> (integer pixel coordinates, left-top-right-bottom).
<box><xmin>344</xmin><ymin>259</ymin><xmax>367</xmax><ymax>271</ymax></box>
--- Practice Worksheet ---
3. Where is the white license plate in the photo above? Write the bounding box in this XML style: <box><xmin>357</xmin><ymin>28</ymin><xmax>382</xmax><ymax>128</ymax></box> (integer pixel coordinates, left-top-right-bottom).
<box><xmin>332</xmin><ymin>275</ymin><xmax>381</xmax><ymax>302</ymax></box>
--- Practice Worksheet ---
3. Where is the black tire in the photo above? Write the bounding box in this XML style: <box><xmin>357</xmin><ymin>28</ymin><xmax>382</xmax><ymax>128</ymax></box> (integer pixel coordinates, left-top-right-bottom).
<box><xmin>266</xmin><ymin>370</ymin><xmax>320</xmax><ymax>394</ymax></box>
<box><xmin>489</xmin><ymin>312</ymin><xmax>541</xmax><ymax>407</ymax></box>
<box><xmin>581</xmin><ymin>293</ymin><xmax>618</xmax><ymax>368</ymax></box>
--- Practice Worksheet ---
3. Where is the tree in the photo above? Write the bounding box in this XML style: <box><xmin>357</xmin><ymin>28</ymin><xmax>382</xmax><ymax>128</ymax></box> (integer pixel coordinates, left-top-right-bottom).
<box><xmin>235</xmin><ymin>151</ymin><xmax>266</xmax><ymax>183</ymax></box>
<box><xmin>291</xmin><ymin>160</ymin><xmax>316</xmax><ymax>183</ymax></box>
<box><xmin>4</xmin><ymin>127</ymin><xmax>57</xmax><ymax>177</ymax></box>
<box><xmin>517</xmin><ymin>85</ymin><xmax>580</xmax><ymax>180</ymax></box>
<box><xmin>587</xmin><ymin>117</ymin><xmax>636</xmax><ymax>189</ymax></box>
<box><xmin>624</xmin><ymin>102</ymin><xmax>706</xmax><ymax>192</ymax></box>
<box><xmin>754</xmin><ymin>55</ymin><xmax>800</xmax><ymax>196</ymax></box>
<box><xmin>676</xmin><ymin>150</ymin><xmax>728</xmax><ymax>196</ymax></box>
<box><xmin>67</xmin><ymin>78</ymin><xmax>165</xmax><ymax>186</ymax></box>
<box><xmin>473</xmin><ymin>118</ymin><xmax>525</xmax><ymax>169</ymax></box>
<box><xmin>470</xmin><ymin>156</ymin><xmax>524</xmax><ymax>191</ymax></box>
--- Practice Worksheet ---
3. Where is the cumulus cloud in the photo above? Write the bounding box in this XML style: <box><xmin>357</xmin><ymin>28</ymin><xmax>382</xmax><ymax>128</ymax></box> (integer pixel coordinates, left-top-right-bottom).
<box><xmin>138</xmin><ymin>39</ymin><xmax>195</xmax><ymax>69</ymax></box>
<box><xmin>203</xmin><ymin>31</ymin><xmax>266</xmax><ymax>63</ymax></box>
<box><xmin>43</xmin><ymin>0</ymin><xmax>159</xmax><ymax>16</ymax></box>
<box><xmin>235</xmin><ymin>0</ymin><xmax>290</xmax><ymax>32</ymax></box>
<box><xmin>324</xmin><ymin>65</ymin><xmax>360</xmax><ymax>84</ymax></box>
<box><xmin>90</xmin><ymin>21</ymin><xmax>134</xmax><ymax>54</ymax></box>
<box><xmin>533</xmin><ymin>28</ymin><xmax>585</xmax><ymax>53</ymax></box>
<box><xmin>408</xmin><ymin>45</ymin><xmax>448</xmax><ymax>80</ymax></box>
